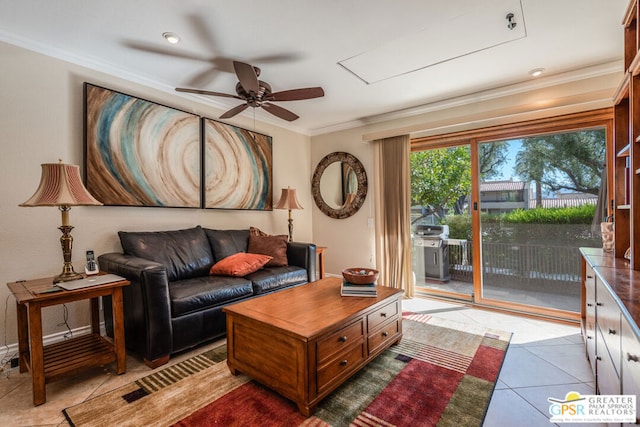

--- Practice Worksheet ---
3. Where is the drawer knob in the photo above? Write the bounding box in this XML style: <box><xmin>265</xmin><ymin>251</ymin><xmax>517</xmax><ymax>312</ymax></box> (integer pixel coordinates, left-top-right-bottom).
<box><xmin>596</xmin><ymin>302</ymin><xmax>603</xmax><ymax>306</ymax></box>
<box><xmin>586</xmin><ymin>303</ymin><xmax>593</xmax><ymax>307</ymax></box>
<box><xmin>339</xmin><ymin>335</ymin><xmax>348</xmax><ymax>343</ymax></box>
<box><xmin>587</xmin><ymin>335</ymin><xmax>593</xmax><ymax>340</ymax></box>
<box><xmin>340</xmin><ymin>359</ymin><xmax>348</xmax><ymax>366</ymax></box>
<box><xmin>382</xmin><ymin>331</ymin><xmax>389</xmax><ymax>337</ymax></box>
<box><xmin>380</xmin><ymin>312</ymin><xmax>387</xmax><ymax>317</ymax></box>
<box><xmin>608</xmin><ymin>329</ymin><xmax>616</xmax><ymax>335</ymax></box>
<box><xmin>596</xmin><ymin>356</ymin><xmax>602</xmax><ymax>361</ymax></box>
<box><xmin>586</xmin><ymin>275</ymin><xmax>594</xmax><ymax>279</ymax></box>
<box><xmin>628</xmin><ymin>353</ymin><xmax>640</xmax><ymax>363</ymax></box>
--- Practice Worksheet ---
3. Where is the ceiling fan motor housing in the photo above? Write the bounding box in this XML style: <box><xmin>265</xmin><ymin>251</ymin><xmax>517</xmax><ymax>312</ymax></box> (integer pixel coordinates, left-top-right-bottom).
<box><xmin>235</xmin><ymin>80</ymin><xmax>272</xmax><ymax>107</ymax></box>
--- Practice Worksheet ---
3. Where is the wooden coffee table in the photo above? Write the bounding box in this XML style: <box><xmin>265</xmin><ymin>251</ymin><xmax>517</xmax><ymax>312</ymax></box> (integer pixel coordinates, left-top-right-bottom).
<box><xmin>223</xmin><ymin>277</ymin><xmax>403</xmax><ymax>416</ymax></box>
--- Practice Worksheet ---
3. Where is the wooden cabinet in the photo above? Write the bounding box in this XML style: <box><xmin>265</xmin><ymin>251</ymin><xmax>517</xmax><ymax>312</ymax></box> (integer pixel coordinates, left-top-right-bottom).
<box><xmin>581</xmin><ymin>249</ymin><xmax>640</xmax><ymax>423</ymax></box>
<box><xmin>621</xmin><ymin>319</ymin><xmax>640</xmax><ymax>426</ymax></box>
<box><xmin>614</xmin><ymin>0</ymin><xmax>640</xmax><ymax>268</ymax></box>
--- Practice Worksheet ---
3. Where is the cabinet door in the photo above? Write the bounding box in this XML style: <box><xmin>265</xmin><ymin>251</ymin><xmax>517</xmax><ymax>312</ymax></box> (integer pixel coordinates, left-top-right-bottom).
<box><xmin>596</xmin><ymin>326</ymin><xmax>621</xmax><ymax>396</ymax></box>
<box><xmin>584</xmin><ymin>264</ymin><xmax>597</xmax><ymax>373</ymax></box>
<box><xmin>621</xmin><ymin>319</ymin><xmax>640</xmax><ymax>426</ymax></box>
<box><xmin>596</xmin><ymin>280</ymin><xmax>622</xmax><ymax>376</ymax></box>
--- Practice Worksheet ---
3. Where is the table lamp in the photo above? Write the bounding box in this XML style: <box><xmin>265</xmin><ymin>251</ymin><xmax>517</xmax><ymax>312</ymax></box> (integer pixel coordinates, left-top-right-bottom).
<box><xmin>20</xmin><ymin>161</ymin><xmax>103</xmax><ymax>283</ymax></box>
<box><xmin>274</xmin><ymin>187</ymin><xmax>303</xmax><ymax>242</ymax></box>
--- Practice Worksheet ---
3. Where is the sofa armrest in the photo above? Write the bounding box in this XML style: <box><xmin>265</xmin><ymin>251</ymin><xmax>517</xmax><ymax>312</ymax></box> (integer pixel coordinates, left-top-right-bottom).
<box><xmin>98</xmin><ymin>252</ymin><xmax>173</xmax><ymax>363</ymax></box>
<box><xmin>287</xmin><ymin>242</ymin><xmax>316</xmax><ymax>282</ymax></box>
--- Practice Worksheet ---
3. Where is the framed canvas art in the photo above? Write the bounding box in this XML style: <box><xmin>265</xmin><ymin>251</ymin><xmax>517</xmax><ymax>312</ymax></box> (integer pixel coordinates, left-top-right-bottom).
<box><xmin>84</xmin><ymin>83</ymin><xmax>201</xmax><ymax>207</ymax></box>
<box><xmin>203</xmin><ymin>118</ymin><xmax>272</xmax><ymax>210</ymax></box>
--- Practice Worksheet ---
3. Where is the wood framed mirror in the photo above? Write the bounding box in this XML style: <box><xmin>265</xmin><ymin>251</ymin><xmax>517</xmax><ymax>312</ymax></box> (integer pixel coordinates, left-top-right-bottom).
<box><xmin>311</xmin><ymin>152</ymin><xmax>367</xmax><ymax>219</ymax></box>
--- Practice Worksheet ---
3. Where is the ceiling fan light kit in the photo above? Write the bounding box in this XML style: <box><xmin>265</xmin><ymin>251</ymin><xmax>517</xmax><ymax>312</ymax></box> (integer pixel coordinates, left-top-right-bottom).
<box><xmin>162</xmin><ymin>32</ymin><xmax>180</xmax><ymax>44</ymax></box>
<box><xmin>176</xmin><ymin>60</ymin><xmax>324</xmax><ymax>121</ymax></box>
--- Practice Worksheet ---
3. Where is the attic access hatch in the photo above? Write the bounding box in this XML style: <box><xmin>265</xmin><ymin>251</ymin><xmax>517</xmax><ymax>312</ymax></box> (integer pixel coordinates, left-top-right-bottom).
<box><xmin>338</xmin><ymin>0</ymin><xmax>526</xmax><ymax>84</ymax></box>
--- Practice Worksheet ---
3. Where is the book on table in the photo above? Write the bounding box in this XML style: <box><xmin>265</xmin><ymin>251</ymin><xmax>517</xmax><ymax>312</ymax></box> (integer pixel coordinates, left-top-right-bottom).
<box><xmin>341</xmin><ymin>280</ymin><xmax>377</xmax><ymax>297</ymax></box>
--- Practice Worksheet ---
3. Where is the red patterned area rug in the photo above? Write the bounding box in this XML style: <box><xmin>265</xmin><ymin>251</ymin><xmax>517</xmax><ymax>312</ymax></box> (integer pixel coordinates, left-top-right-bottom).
<box><xmin>63</xmin><ymin>313</ymin><xmax>511</xmax><ymax>427</ymax></box>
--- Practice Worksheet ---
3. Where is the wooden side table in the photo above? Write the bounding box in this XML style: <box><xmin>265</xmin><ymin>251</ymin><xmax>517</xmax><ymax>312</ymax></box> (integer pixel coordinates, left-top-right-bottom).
<box><xmin>316</xmin><ymin>246</ymin><xmax>327</xmax><ymax>279</ymax></box>
<box><xmin>7</xmin><ymin>275</ymin><xmax>130</xmax><ymax>405</ymax></box>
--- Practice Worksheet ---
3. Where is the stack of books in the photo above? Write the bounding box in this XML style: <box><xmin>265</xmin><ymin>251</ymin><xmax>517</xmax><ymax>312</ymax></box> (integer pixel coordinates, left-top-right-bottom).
<box><xmin>341</xmin><ymin>280</ymin><xmax>378</xmax><ymax>297</ymax></box>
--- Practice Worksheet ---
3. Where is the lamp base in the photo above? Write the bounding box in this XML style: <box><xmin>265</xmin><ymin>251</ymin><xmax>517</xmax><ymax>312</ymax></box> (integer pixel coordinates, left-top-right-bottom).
<box><xmin>53</xmin><ymin>269</ymin><xmax>83</xmax><ymax>284</ymax></box>
<box><xmin>54</xmin><ymin>222</ymin><xmax>83</xmax><ymax>283</ymax></box>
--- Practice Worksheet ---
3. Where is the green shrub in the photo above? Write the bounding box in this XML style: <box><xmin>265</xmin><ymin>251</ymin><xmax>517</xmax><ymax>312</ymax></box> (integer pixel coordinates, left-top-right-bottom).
<box><xmin>501</xmin><ymin>204</ymin><xmax>596</xmax><ymax>224</ymax></box>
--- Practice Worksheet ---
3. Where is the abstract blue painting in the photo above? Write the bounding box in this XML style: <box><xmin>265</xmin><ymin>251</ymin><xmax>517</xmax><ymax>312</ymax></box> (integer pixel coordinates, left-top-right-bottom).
<box><xmin>203</xmin><ymin>118</ymin><xmax>272</xmax><ymax>210</ymax></box>
<box><xmin>85</xmin><ymin>84</ymin><xmax>200</xmax><ymax>207</ymax></box>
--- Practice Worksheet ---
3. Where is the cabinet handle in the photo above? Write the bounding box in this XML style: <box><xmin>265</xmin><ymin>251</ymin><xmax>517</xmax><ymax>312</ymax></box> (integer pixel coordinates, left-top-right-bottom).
<box><xmin>628</xmin><ymin>353</ymin><xmax>640</xmax><ymax>363</ymax></box>
<box><xmin>596</xmin><ymin>356</ymin><xmax>602</xmax><ymax>361</ymax></box>
<box><xmin>586</xmin><ymin>335</ymin><xmax>593</xmax><ymax>340</ymax></box>
<box><xmin>340</xmin><ymin>359</ymin><xmax>348</xmax><ymax>366</ymax></box>
<box><xmin>382</xmin><ymin>331</ymin><xmax>389</xmax><ymax>337</ymax></box>
<box><xmin>608</xmin><ymin>329</ymin><xmax>616</xmax><ymax>335</ymax></box>
<box><xmin>596</xmin><ymin>302</ymin><xmax>603</xmax><ymax>306</ymax></box>
<box><xmin>380</xmin><ymin>312</ymin><xmax>387</xmax><ymax>317</ymax></box>
<box><xmin>339</xmin><ymin>335</ymin><xmax>348</xmax><ymax>343</ymax></box>
<box><xmin>586</xmin><ymin>275</ymin><xmax>594</xmax><ymax>279</ymax></box>
<box><xmin>586</xmin><ymin>303</ymin><xmax>593</xmax><ymax>307</ymax></box>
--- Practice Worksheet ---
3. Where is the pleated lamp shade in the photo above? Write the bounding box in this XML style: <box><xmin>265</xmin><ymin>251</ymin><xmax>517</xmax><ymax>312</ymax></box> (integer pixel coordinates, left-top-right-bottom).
<box><xmin>274</xmin><ymin>187</ymin><xmax>303</xmax><ymax>210</ymax></box>
<box><xmin>20</xmin><ymin>163</ymin><xmax>102</xmax><ymax>207</ymax></box>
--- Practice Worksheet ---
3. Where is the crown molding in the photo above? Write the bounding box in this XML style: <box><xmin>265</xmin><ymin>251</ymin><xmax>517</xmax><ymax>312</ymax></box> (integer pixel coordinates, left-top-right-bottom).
<box><xmin>311</xmin><ymin>60</ymin><xmax>623</xmax><ymax>136</ymax></box>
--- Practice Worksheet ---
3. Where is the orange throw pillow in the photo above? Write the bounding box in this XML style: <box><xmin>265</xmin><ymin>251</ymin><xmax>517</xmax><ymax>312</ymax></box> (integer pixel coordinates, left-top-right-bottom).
<box><xmin>248</xmin><ymin>234</ymin><xmax>288</xmax><ymax>267</ymax></box>
<box><xmin>209</xmin><ymin>252</ymin><xmax>272</xmax><ymax>277</ymax></box>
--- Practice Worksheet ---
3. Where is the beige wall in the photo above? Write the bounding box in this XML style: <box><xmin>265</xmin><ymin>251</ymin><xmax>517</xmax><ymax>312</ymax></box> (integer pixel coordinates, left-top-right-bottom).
<box><xmin>0</xmin><ymin>41</ymin><xmax>312</xmax><ymax>344</ymax></box>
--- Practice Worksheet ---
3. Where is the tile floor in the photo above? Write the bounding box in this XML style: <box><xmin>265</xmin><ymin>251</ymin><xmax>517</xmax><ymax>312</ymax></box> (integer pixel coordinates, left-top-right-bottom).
<box><xmin>0</xmin><ymin>296</ymin><xmax>600</xmax><ymax>427</ymax></box>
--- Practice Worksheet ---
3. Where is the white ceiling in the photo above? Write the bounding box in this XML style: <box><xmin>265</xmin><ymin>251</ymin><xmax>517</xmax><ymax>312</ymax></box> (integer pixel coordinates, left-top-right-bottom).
<box><xmin>0</xmin><ymin>0</ymin><xmax>629</xmax><ymax>135</ymax></box>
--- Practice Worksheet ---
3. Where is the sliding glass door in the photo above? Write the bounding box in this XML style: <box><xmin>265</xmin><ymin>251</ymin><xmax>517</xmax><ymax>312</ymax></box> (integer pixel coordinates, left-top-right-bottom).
<box><xmin>411</xmin><ymin>145</ymin><xmax>474</xmax><ymax>301</ymax></box>
<box><xmin>476</xmin><ymin>130</ymin><xmax>605</xmax><ymax>312</ymax></box>
<box><xmin>410</xmin><ymin>110</ymin><xmax>611</xmax><ymax>319</ymax></box>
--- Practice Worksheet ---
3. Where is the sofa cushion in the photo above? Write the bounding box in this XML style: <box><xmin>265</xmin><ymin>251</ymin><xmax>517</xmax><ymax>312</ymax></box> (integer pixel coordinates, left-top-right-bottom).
<box><xmin>204</xmin><ymin>229</ymin><xmax>250</xmax><ymax>262</ymax></box>
<box><xmin>245</xmin><ymin>265</ymin><xmax>308</xmax><ymax>295</ymax></box>
<box><xmin>209</xmin><ymin>252</ymin><xmax>272</xmax><ymax>277</ymax></box>
<box><xmin>248</xmin><ymin>234</ymin><xmax>288</xmax><ymax>267</ymax></box>
<box><xmin>249</xmin><ymin>226</ymin><xmax>268</xmax><ymax>236</ymax></box>
<box><xmin>169</xmin><ymin>276</ymin><xmax>253</xmax><ymax>317</ymax></box>
<box><xmin>118</xmin><ymin>226</ymin><xmax>213</xmax><ymax>282</ymax></box>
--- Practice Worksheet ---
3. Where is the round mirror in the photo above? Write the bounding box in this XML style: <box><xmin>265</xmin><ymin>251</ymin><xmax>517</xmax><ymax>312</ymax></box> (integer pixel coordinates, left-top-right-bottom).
<box><xmin>312</xmin><ymin>152</ymin><xmax>367</xmax><ymax>219</ymax></box>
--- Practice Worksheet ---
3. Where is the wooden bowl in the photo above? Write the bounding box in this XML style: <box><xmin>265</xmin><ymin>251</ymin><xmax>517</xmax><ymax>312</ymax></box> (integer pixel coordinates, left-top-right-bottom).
<box><xmin>342</xmin><ymin>268</ymin><xmax>379</xmax><ymax>285</ymax></box>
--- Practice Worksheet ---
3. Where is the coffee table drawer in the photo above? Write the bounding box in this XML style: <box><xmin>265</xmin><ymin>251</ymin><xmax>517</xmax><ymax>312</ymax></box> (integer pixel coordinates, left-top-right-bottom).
<box><xmin>317</xmin><ymin>320</ymin><xmax>364</xmax><ymax>364</ymax></box>
<box><xmin>317</xmin><ymin>342</ymin><xmax>366</xmax><ymax>394</ymax></box>
<box><xmin>369</xmin><ymin>318</ymin><xmax>401</xmax><ymax>355</ymax></box>
<box><xmin>367</xmin><ymin>299</ymin><xmax>399</xmax><ymax>332</ymax></box>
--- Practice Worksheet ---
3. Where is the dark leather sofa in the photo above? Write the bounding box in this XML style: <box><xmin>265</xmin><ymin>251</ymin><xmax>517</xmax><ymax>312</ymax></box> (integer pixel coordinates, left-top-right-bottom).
<box><xmin>98</xmin><ymin>226</ymin><xmax>316</xmax><ymax>368</ymax></box>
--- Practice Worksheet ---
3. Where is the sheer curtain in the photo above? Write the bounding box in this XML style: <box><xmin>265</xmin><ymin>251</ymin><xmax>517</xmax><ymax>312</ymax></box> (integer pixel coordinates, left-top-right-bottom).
<box><xmin>373</xmin><ymin>134</ymin><xmax>413</xmax><ymax>297</ymax></box>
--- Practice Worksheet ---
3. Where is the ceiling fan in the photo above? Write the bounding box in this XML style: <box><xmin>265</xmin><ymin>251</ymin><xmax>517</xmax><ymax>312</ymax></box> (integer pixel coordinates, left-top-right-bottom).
<box><xmin>176</xmin><ymin>61</ymin><xmax>324</xmax><ymax>121</ymax></box>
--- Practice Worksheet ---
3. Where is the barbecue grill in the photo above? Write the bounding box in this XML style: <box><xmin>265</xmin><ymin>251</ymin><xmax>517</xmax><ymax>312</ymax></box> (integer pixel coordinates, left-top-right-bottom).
<box><xmin>414</xmin><ymin>224</ymin><xmax>450</xmax><ymax>282</ymax></box>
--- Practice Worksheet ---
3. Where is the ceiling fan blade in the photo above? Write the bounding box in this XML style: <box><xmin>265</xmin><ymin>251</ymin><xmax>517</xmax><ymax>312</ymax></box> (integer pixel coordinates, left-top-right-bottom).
<box><xmin>233</xmin><ymin>61</ymin><xmax>259</xmax><ymax>94</ymax></box>
<box><xmin>175</xmin><ymin>88</ymin><xmax>242</xmax><ymax>99</ymax></box>
<box><xmin>220</xmin><ymin>103</ymin><xmax>249</xmax><ymax>119</ymax></box>
<box><xmin>122</xmin><ymin>40</ymin><xmax>209</xmax><ymax>62</ymax></box>
<box><xmin>269</xmin><ymin>87</ymin><xmax>325</xmax><ymax>102</ymax></box>
<box><xmin>261</xmin><ymin>103</ymin><xmax>299</xmax><ymax>121</ymax></box>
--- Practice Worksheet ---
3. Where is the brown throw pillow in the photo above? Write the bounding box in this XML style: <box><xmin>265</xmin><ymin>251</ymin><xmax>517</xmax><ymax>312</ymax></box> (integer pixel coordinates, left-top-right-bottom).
<box><xmin>248</xmin><ymin>234</ymin><xmax>288</xmax><ymax>267</ymax></box>
<box><xmin>209</xmin><ymin>252</ymin><xmax>272</xmax><ymax>277</ymax></box>
<box><xmin>249</xmin><ymin>226</ymin><xmax>269</xmax><ymax>237</ymax></box>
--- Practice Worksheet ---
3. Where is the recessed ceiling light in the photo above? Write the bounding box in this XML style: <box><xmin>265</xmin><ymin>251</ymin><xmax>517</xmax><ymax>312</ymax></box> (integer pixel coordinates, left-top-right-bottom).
<box><xmin>162</xmin><ymin>32</ymin><xmax>180</xmax><ymax>44</ymax></box>
<box><xmin>529</xmin><ymin>68</ymin><xmax>545</xmax><ymax>77</ymax></box>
